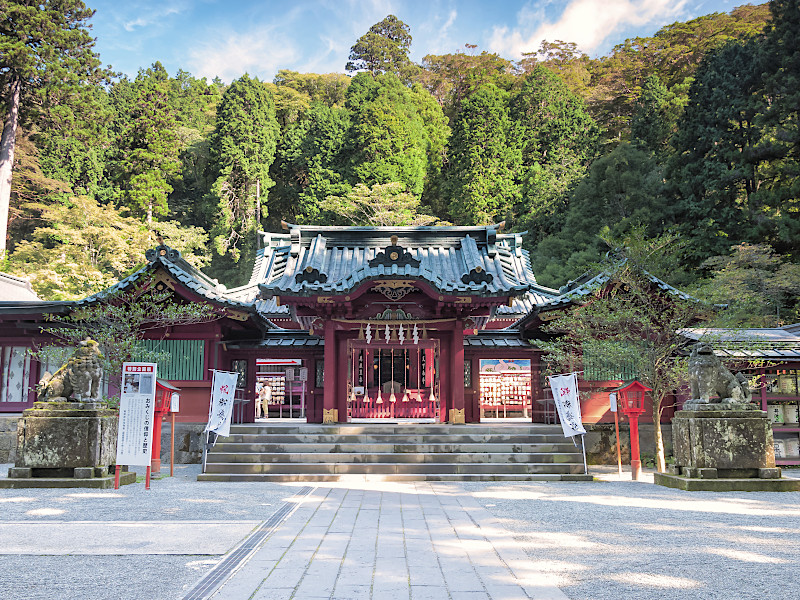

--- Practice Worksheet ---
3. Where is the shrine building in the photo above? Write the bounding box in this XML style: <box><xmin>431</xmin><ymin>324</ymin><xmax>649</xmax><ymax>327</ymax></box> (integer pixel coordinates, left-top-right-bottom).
<box><xmin>0</xmin><ymin>223</ymin><xmax>559</xmax><ymax>425</ymax></box>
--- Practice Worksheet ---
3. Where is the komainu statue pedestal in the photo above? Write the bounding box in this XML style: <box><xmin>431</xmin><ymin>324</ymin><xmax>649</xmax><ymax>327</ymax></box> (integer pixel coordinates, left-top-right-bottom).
<box><xmin>0</xmin><ymin>401</ymin><xmax>134</xmax><ymax>489</ymax></box>
<box><xmin>655</xmin><ymin>403</ymin><xmax>800</xmax><ymax>491</ymax></box>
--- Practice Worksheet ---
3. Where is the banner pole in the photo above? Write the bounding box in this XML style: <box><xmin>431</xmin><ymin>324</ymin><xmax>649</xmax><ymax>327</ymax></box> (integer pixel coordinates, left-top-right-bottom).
<box><xmin>581</xmin><ymin>434</ymin><xmax>588</xmax><ymax>475</ymax></box>
<box><xmin>170</xmin><ymin>411</ymin><xmax>175</xmax><ymax>477</ymax></box>
<box><xmin>614</xmin><ymin>410</ymin><xmax>623</xmax><ymax>477</ymax></box>
<box><xmin>114</xmin><ymin>465</ymin><xmax>121</xmax><ymax>490</ymax></box>
<box><xmin>145</xmin><ymin>465</ymin><xmax>151</xmax><ymax>490</ymax></box>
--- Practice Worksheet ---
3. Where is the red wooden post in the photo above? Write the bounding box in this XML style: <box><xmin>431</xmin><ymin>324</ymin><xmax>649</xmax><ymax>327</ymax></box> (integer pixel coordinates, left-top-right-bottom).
<box><xmin>145</xmin><ymin>465</ymin><xmax>151</xmax><ymax>490</ymax></box>
<box><xmin>451</xmin><ymin>322</ymin><xmax>465</xmax><ymax>422</ymax></box>
<box><xmin>629</xmin><ymin>414</ymin><xmax>642</xmax><ymax>480</ymax></box>
<box><xmin>322</xmin><ymin>319</ymin><xmax>336</xmax><ymax>422</ymax></box>
<box><xmin>114</xmin><ymin>465</ymin><xmax>121</xmax><ymax>490</ymax></box>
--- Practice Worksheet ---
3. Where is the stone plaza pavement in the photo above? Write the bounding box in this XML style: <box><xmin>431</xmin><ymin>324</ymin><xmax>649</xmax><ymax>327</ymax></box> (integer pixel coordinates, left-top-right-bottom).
<box><xmin>205</xmin><ymin>483</ymin><xmax>565</xmax><ymax>600</ymax></box>
<box><xmin>0</xmin><ymin>464</ymin><xmax>799</xmax><ymax>600</ymax></box>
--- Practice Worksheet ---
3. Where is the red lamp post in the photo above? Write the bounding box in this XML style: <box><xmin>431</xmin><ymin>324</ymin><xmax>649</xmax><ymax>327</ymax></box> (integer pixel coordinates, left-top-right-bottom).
<box><xmin>152</xmin><ymin>379</ymin><xmax>181</xmax><ymax>474</ymax></box>
<box><xmin>614</xmin><ymin>380</ymin><xmax>651</xmax><ymax>481</ymax></box>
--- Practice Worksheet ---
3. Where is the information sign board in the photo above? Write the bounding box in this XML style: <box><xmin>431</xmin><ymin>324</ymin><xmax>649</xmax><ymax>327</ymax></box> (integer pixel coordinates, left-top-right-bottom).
<box><xmin>116</xmin><ymin>363</ymin><xmax>157</xmax><ymax>466</ymax></box>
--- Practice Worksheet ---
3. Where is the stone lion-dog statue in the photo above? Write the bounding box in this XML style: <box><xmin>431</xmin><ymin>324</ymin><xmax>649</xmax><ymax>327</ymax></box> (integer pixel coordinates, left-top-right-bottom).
<box><xmin>36</xmin><ymin>338</ymin><xmax>104</xmax><ymax>402</ymax></box>
<box><xmin>688</xmin><ymin>342</ymin><xmax>752</xmax><ymax>404</ymax></box>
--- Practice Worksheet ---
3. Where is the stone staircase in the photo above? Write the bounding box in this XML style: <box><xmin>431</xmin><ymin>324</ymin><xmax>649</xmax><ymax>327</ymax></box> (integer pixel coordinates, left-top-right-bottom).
<box><xmin>198</xmin><ymin>422</ymin><xmax>592</xmax><ymax>482</ymax></box>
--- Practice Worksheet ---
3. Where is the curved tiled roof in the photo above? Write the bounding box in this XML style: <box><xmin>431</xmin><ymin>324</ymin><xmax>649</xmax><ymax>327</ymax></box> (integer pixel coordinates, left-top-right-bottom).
<box><xmin>258</xmin><ymin>223</ymin><xmax>557</xmax><ymax>300</ymax></box>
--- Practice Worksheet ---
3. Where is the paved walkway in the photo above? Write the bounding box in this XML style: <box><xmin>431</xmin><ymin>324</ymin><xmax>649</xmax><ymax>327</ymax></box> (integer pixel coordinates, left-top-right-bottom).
<box><xmin>206</xmin><ymin>483</ymin><xmax>566</xmax><ymax>600</ymax></box>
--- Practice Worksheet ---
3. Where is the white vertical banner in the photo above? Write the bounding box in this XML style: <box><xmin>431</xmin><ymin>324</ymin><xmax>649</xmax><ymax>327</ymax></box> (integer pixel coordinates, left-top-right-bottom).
<box><xmin>549</xmin><ymin>373</ymin><xmax>586</xmax><ymax>438</ymax></box>
<box><xmin>205</xmin><ymin>370</ymin><xmax>239</xmax><ymax>437</ymax></box>
<box><xmin>116</xmin><ymin>363</ymin><xmax>158</xmax><ymax>466</ymax></box>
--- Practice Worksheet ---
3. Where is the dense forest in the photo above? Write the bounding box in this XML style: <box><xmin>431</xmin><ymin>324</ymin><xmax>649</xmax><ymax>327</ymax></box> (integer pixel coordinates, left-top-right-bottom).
<box><xmin>1</xmin><ymin>1</ymin><xmax>799</xmax><ymax>326</ymax></box>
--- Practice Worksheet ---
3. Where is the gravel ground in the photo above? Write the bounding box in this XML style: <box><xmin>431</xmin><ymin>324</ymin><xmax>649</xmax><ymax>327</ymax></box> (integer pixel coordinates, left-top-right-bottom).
<box><xmin>2</xmin><ymin>463</ymin><xmax>799</xmax><ymax>600</ymax></box>
<box><xmin>463</xmin><ymin>471</ymin><xmax>800</xmax><ymax>600</ymax></box>
<box><xmin>0</xmin><ymin>463</ymin><xmax>301</xmax><ymax>600</ymax></box>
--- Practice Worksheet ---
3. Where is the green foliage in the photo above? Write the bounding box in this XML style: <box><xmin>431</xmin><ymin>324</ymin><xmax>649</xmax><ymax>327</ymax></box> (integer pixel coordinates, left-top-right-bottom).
<box><xmin>418</xmin><ymin>46</ymin><xmax>516</xmax><ymax>121</ymax></box>
<box><xmin>269</xmin><ymin>102</ymin><xmax>351</xmax><ymax>226</ymax></box>
<box><xmin>112</xmin><ymin>71</ymin><xmax>182</xmax><ymax>223</ymax></box>
<box><xmin>273</xmin><ymin>70</ymin><xmax>350</xmax><ymax>107</ymax></box>
<box><xmin>443</xmin><ymin>84</ymin><xmax>519</xmax><ymax>225</ymax></box>
<box><xmin>668</xmin><ymin>38</ymin><xmax>772</xmax><ymax>264</ymax></box>
<box><xmin>346</xmin><ymin>15</ymin><xmax>419</xmax><ymax>82</ymax></box>
<box><xmin>538</xmin><ymin>233</ymin><xmax>708</xmax><ymax>471</ymax></box>
<box><xmin>631</xmin><ymin>75</ymin><xmax>679</xmax><ymax>155</ymax></box>
<box><xmin>532</xmin><ymin>143</ymin><xmax>670</xmax><ymax>288</ymax></box>
<box><xmin>512</xmin><ymin>66</ymin><xmax>599</xmax><ymax>238</ymax></box>
<box><xmin>206</xmin><ymin>74</ymin><xmax>279</xmax><ymax>272</ymax></box>
<box><xmin>320</xmin><ymin>182</ymin><xmax>435</xmax><ymax>226</ymax></box>
<box><xmin>344</xmin><ymin>73</ymin><xmax>430</xmax><ymax>197</ymax></box>
<box><xmin>693</xmin><ymin>243</ymin><xmax>800</xmax><ymax>326</ymax></box>
<box><xmin>6</xmin><ymin>195</ymin><xmax>151</xmax><ymax>300</ymax></box>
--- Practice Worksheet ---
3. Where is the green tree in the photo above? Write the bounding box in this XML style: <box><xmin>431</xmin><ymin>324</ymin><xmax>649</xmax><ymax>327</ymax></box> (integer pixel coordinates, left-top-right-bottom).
<box><xmin>694</xmin><ymin>243</ymin><xmax>800</xmax><ymax>327</ymax></box>
<box><xmin>630</xmin><ymin>74</ymin><xmax>679</xmax><ymax>156</ymax></box>
<box><xmin>443</xmin><ymin>84</ymin><xmax>519</xmax><ymax>225</ymax></box>
<box><xmin>512</xmin><ymin>66</ymin><xmax>599</xmax><ymax>239</ymax></box>
<box><xmin>319</xmin><ymin>182</ymin><xmax>435</xmax><ymax>226</ymax></box>
<box><xmin>346</xmin><ymin>15</ymin><xmax>419</xmax><ymax>82</ymax></box>
<box><xmin>418</xmin><ymin>45</ymin><xmax>516</xmax><ymax>121</ymax></box>
<box><xmin>532</xmin><ymin>143</ymin><xmax>671</xmax><ymax>288</ymax></box>
<box><xmin>759</xmin><ymin>0</ymin><xmax>800</xmax><ymax>252</ymax></box>
<box><xmin>668</xmin><ymin>38</ymin><xmax>770</xmax><ymax>264</ymax></box>
<box><xmin>114</xmin><ymin>73</ymin><xmax>182</xmax><ymax>224</ymax></box>
<box><xmin>537</xmin><ymin>232</ymin><xmax>710</xmax><ymax>473</ymax></box>
<box><xmin>269</xmin><ymin>102</ymin><xmax>351</xmax><ymax>226</ymax></box>
<box><xmin>0</xmin><ymin>0</ymin><xmax>107</xmax><ymax>258</ymax></box>
<box><xmin>344</xmin><ymin>73</ymin><xmax>429</xmax><ymax>196</ymax></box>
<box><xmin>6</xmin><ymin>195</ymin><xmax>209</xmax><ymax>300</ymax></box>
<box><xmin>206</xmin><ymin>74</ymin><xmax>279</xmax><ymax>279</ymax></box>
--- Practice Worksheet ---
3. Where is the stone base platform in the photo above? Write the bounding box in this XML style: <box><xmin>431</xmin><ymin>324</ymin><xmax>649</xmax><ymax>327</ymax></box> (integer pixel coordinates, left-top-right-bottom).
<box><xmin>0</xmin><ymin>470</ymin><xmax>136</xmax><ymax>489</ymax></box>
<box><xmin>654</xmin><ymin>472</ymin><xmax>800</xmax><ymax>492</ymax></box>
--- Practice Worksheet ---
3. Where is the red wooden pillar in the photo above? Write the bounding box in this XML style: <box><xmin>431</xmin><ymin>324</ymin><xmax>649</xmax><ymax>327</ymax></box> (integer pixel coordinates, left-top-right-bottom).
<box><xmin>322</xmin><ymin>319</ymin><xmax>337</xmax><ymax>423</ymax></box>
<box><xmin>450</xmin><ymin>322</ymin><xmax>465</xmax><ymax>423</ymax></box>
<box><xmin>336</xmin><ymin>332</ymin><xmax>348</xmax><ymax>422</ymax></box>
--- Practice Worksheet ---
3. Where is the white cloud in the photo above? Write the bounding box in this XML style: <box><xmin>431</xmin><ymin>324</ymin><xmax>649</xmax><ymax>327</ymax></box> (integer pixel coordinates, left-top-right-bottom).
<box><xmin>489</xmin><ymin>0</ymin><xmax>688</xmax><ymax>58</ymax></box>
<box><xmin>121</xmin><ymin>1</ymin><xmax>186</xmax><ymax>32</ymax></box>
<box><xmin>188</xmin><ymin>28</ymin><xmax>300</xmax><ymax>82</ymax></box>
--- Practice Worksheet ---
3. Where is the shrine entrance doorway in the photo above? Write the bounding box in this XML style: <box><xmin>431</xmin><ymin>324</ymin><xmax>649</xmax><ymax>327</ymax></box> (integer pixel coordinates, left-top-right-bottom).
<box><xmin>346</xmin><ymin>340</ymin><xmax>440</xmax><ymax>420</ymax></box>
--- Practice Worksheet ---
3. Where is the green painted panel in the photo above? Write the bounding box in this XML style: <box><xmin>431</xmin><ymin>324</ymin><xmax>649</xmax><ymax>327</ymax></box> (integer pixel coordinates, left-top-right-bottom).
<box><xmin>136</xmin><ymin>339</ymin><xmax>205</xmax><ymax>380</ymax></box>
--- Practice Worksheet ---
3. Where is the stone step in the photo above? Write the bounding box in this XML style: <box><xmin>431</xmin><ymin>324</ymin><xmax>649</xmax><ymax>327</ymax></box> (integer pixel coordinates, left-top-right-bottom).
<box><xmin>218</xmin><ymin>433</ymin><xmax>569</xmax><ymax>444</ymax></box>
<box><xmin>202</xmin><ymin>462</ymin><xmax>585</xmax><ymax>475</ymax></box>
<box><xmin>211</xmin><ymin>442</ymin><xmax>579</xmax><ymax>454</ymax></box>
<box><xmin>227</xmin><ymin>424</ymin><xmax>565</xmax><ymax>435</ymax></box>
<box><xmin>197</xmin><ymin>473</ymin><xmax>593</xmax><ymax>482</ymax></box>
<box><xmin>205</xmin><ymin>452</ymin><xmax>580</xmax><ymax>464</ymax></box>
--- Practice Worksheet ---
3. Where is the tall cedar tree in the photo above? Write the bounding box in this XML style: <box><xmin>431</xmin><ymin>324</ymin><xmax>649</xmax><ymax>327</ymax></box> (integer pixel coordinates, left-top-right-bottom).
<box><xmin>346</xmin><ymin>15</ymin><xmax>419</xmax><ymax>83</ymax></box>
<box><xmin>668</xmin><ymin>39</ymin><xmax>770</xmax><ymax>264</ymax></box>
<box><xmin>444</xmin><ymin>83</ymin><xmax>519</xmax><ymax>225</ymax></box>
<box><xmin>512</xmin><ymin>66</ymin><xmax>599</xmax><ymax>239</ymax></box>
<box><xmin>344</xmin><ymin>73</ymin><xmax>429</xmax><ymax>197</ymax></box>
<box><xmin>761</xmin><ymin>0</ymin><xmax>800</xmax><ymax>250</ymax></box>
<box><xmin>0</xmin><ymin>0</ymin><xmax>106</xmax><ymax>258</ymax></box>
<box><xmin>207</xmin><ymin>74</ymin><xmax>279</xmax><ymax>279</ymax></box>
<box><xmin>115</xmin><ymin>75</ymin><xmax>181</xmax><ymax>224</ymax></box>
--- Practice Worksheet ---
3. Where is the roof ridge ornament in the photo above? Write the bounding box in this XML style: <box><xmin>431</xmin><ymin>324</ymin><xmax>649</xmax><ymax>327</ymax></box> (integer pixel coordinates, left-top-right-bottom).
<box><xmin>145</xmin><ymin>244</ymin><xmax>181</xmax><ymax>263</ymax></box>
<box><xmin>368</xmin><ymin>235</ymin><xmax>421</xmax><ymax>269</ymax></box>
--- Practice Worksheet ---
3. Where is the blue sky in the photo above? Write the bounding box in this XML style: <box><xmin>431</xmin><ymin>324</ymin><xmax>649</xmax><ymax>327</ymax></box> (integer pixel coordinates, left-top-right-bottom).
<box><xmin>88</xmin><ymin>0</ymin><xmax>748</xmax><ymax>82</ymax></box>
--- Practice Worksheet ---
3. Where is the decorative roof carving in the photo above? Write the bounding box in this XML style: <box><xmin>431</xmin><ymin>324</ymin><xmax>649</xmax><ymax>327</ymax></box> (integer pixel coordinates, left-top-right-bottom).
<box><xmin>372</xmin><ymin>279</ymin><xmax>416</xmax><ymax>300</ymax></box>
<box><xmin>296</xmin><ymin>266</ymin><xmax>328</xmax><ymax>285</ymax></box>
<box><xmin>368</xmin><ymin>235</ymin><xmax>420</xmax><ymax>269</ymax></box>
<box><xmin>461</xmin><ymin>266</ymin><xmax>494</xmax><ymax>285</ymax></box>
<box><xmin>145</xmin><ymin>244</ymin><xmax>181</xmax><ymax>263</ymax></box>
